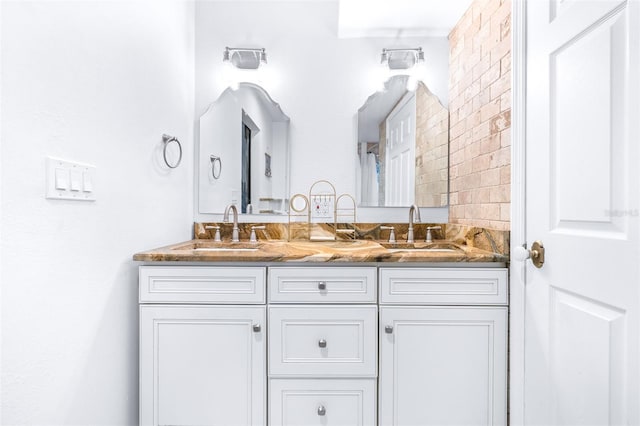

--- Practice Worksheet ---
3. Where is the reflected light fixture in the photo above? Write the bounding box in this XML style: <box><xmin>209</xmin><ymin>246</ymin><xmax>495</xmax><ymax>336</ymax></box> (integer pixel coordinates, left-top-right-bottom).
<box><xmin>380</xmin><ymin>47</ymin><xmax>424</xmax><ymax>69</ymax></box>
<box><xmin>223</xmin><ymin>47</ymin><xmax>268</xmax><ymax>70</ymax></box>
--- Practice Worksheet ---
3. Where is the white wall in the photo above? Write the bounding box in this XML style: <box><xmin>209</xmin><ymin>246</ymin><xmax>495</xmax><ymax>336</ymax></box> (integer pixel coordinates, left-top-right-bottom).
<box><xmin>1</xmin><ymin>1</ymin><xmax>194</xmax><ymax>424</ymax></box>
<box><xmin>194</xmin><ymin>0</ymin><xmax>449</xmax><ymax>222</ymax></box>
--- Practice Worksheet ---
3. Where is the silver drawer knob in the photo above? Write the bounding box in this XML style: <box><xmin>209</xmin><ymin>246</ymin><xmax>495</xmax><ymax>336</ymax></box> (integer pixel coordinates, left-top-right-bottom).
<box><xmin>252</xmin><ymin>324</ymin><xmax>261</xmax><ymax>332</ymax></box>
<box><xmin>318</xmin><ymin>339</ymin><xmax>327</xmax><ymax>348</ymax></box>
<box><xmin>317</xmin><ymin>405</ymin><xmax>326</xmax><ymax>416</ymax></box>
<box><xmin>385</xmin><ymin>325</ymin><xmax>393</xmax><ymax>334</ymax></box>
<box><xmin>318</xmin><ymin>281</ymin><xmax>327</xmax><ymax>290</ymax></box>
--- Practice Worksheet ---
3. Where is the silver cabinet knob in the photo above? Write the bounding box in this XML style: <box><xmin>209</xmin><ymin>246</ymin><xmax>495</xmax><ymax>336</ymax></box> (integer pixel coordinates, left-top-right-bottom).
<box><xmin>252</xmin><ymin>324</ymin><xmax>261</xmax><ymax>332</ymax></box>
<box><xmin>385</xmin><ymin>325</ymin><xmax>393</xmax><ymax>334</ymax></box>
<box><xmin>318</xmin><ymin>281</ymin><xmax>327</xmax><ymax>290</ymax></box>
<box><xmin>318</xmin><ymin>339</ymin><xmax>327</xmax><ymax>348</ymax></box>
<box><xmin>317</xmin><ymin>405</ymin><xmax>326</xmax><ymax>416</ymax></box>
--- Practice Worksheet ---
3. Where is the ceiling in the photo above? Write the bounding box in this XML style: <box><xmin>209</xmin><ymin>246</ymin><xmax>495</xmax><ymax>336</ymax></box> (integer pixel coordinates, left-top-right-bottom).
<box><xmin>338</xmin><ymin>0</ymin><xmax>474</xmax><ymax>38</ymax></box>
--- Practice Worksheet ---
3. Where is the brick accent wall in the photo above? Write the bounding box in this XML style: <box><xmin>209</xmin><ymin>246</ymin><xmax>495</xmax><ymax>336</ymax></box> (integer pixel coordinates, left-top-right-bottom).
<box><xmin>448</xmin><ymin>0</ymin><xmax>511</xmax><ymax>230</ymax></box>
<box><xmin>415</xmin><ymin>83</ymin><xmax>449</xmax><ymax>207</ymax></box>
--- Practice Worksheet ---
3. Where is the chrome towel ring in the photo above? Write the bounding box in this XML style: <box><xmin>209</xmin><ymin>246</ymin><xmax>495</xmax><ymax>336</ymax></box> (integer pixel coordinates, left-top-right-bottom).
<box><xmin>162</xmin><ymin>134</ymin><xmax>182</xmax><ymax>169</ymax></box>
<box><xmin>210</xmin><ymin>155</ymin><xmax>222</xmax><ymax>179</ymax></box>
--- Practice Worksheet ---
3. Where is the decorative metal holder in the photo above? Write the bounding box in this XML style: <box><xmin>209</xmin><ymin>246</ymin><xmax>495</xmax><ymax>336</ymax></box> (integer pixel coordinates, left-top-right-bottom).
<box><xmin>288</xmin><ymin>193</ymin><xmax>310</xmax><ymax>241</ymax></box>
<box><xmin>162</xmin><ymin>134</ymin><xmax>182</xmax><ymax>169</ymax></box>
<box><xmin>287</xmin><ymin>180</ymin><xmax>357</xmax><ymax>241</ymax></box>
<box><xmin>210</xmin><ymin>155</ymin><xmax>222</xmax><ymax>179</ymax></box>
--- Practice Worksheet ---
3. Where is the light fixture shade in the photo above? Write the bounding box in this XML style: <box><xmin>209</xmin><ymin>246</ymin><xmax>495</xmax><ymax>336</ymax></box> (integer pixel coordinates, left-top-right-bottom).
<box><xmin>223</xmin><ymin>47</ymin><xmax>268</xmax><ymax>70</ymax></box>
<box><xmin>380</xmin><ymin>47</ymin><xmax>424</xmax><ymax>70</ymax></box>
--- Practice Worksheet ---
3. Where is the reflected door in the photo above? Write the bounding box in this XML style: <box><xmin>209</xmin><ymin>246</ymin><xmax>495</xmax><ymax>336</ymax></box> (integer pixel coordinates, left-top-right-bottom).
<box><xmin>524</xmin><ymin>0</ymin><xmax>639</xmax><ymax>424</ymax></box>
<box><xmin>385</xmin><ymin>92</ymin><xmax>416</xmax><ymax>206</ymax></box>
<box><xmin>242</xmin><ymin>124</ymin><xmax>252</xmax><ymax>213</ymax></box>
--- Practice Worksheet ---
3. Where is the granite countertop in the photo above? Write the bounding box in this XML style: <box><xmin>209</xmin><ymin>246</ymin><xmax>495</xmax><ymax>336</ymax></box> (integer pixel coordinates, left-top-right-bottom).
<box><xmin>132</xmin><ymin>239</ymin><xmax>508</xmax><ymax>263</ymax></box>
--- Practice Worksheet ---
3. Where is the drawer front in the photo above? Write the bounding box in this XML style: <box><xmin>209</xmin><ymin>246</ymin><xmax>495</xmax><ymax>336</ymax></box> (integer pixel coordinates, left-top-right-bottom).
<box><xmin>269</xmin><ymin>379</ymin><xmax>376</xmax><ymax>426</ymax></box>
<box><xmin>139</xmin><ymin>266</ymin><xmax>265</xmax><ymax>304</ymax></box>
<box><xmin>269</xmin><ymin>306</ymin><xmax>377</xmax><ymax>377</ymax></box>
<box><xmin>269</xmin><ymin>267</ymin><xmax>377</xmax><ymax>303</ymax></box>
<box><xmin>380</xmin><ymin>268</ymin><xmax>508</xmax><ymax>305</ymax></box>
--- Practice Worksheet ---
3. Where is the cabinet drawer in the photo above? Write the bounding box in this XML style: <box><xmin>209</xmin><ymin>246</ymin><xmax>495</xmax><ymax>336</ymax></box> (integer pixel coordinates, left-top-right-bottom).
<box><xmin>269</xmin><ymin>306</ymin><xmax>377</xmax><ymax>377</ymax></box>
<box><xmin>270</xmin><ymin>379</ymin><xmax>376</xmax><ymax>426</ymax></box>
<box><xmin>139</xmin><ymin>266</ymin><xmax>265</xmax><ymax>304</ymax></box>
<box><xmin>379</xmin><ymin>267</ymin><xmax>508</xmax><ymax>305</ymax></box>
<box><xmin>269</xmin><ymin>267</ymin><xmax>377</xmax><ymax>303</ymax></box>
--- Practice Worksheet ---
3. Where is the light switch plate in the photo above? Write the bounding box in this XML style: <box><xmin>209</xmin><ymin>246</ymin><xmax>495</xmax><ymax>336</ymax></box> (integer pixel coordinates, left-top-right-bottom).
<box><xmin>46</xmin><ymin>157</ymin><xmax>96</xmax><ymax>201</ymax></box>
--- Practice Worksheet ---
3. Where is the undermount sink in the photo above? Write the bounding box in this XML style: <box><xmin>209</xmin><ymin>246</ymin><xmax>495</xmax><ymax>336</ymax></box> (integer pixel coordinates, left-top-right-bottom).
<box><xmin>172</xmin><ymin>242</ymin><xmax>262</xmax><ymax>252</ymax></box>
<box><xmin>379</xmin><ymin>242</ymin><xmax>463</xmax><ymax>253</ymax></box>
<box><xmin>194</xmin><ymin>247</ymin><xmax>260</xmax><ymax>252</ymax></box>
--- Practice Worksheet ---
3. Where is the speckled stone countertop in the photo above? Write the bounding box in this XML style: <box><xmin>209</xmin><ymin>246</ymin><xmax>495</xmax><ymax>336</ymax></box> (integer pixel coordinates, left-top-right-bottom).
<box><xmin>132</xmin><ymin>239</ymin><xmax>508</xmax><ymax>263</ymax></box>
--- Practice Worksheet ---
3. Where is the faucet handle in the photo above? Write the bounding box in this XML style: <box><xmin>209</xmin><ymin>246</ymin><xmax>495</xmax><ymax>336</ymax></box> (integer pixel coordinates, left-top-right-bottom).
<box><xmin>205</xmin><ymin>225</ymin><xmax>222</xmax><ymax>242</ymax></box>
<box><xmin>380</xmin><ymin>226</ymin><xmax>396</xmax><ymax>243</ymax></box>
<box><xmin>250</xmin><ymin>225</ymin><xmax>266</xmax><ymax>243</ymax></box>
<box><xmin>425</xmin><ymin>226</ymin><xmax>442</xmax><ymax>243</ymax></box>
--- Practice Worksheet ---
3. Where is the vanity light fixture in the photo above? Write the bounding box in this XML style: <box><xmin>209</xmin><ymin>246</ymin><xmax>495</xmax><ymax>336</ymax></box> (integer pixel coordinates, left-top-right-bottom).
<box><xmin>379</xmin><ymin>47</ymin><xmax>426</xmax><ymax>91</ymax></box>
<box><xmin>223</xmin><ymin>47</ymin><xmax>268</xmax><ymax>70</ymax></box>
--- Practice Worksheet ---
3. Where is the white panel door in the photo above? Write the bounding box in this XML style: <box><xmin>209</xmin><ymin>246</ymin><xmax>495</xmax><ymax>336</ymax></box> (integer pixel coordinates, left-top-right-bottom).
<box><xmin>524</xmin><ymin>0</ymin><xmax>639</xmax><ymax>424</ymax></box>
<box><xmin>140</xmin><ymin>305</ymin><xmax>266</xmax><ymax>426</ymax></box>
<box><xmin>379</xmin><ymin>306</ymin><xmax>507</xmax><ymax>426</ymax></box>
<box><xmin>385</xmin><ymin>92</ymin><xmax>416</xmax><ymax>206</ymax></box>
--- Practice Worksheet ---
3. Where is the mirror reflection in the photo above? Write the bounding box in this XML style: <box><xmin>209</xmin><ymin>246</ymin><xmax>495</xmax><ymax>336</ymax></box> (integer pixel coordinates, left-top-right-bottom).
<box><xmin>198</xmin><ymin>83</ymin><xmax>290</xmax><ymax>215</ymax></box>
<box><xmin>357</xmin><ymin>75</ymin><xmax>449</xmax><ymax>208</ymax></box>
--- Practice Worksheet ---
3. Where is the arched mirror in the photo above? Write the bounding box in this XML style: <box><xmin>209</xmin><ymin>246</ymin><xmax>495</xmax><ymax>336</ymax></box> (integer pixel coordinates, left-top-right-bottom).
<box><xmin>357</xmin><ymin>75</ymin><xmax>449</xmax><ymax>208</ymax></box>
<box><xmin>198</xmin><ymin>83</ymin><xmax>290</xmax><ymax>215</ymax></box>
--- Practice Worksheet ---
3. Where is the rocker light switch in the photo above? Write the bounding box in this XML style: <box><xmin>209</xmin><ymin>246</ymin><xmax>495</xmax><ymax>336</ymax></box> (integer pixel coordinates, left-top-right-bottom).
<box><xmin>82</xmin><ymin>171</ymin><xmax>93</xmax><ymax>193</ymax></box>
<box><xmin>70</xmin><ymin>170</ymin><xmax>82</xmax><ymax>191</ymax></box>
<box><xmin>54</xmin><ymin>168</ymin><xmax>69</xmax><ymax>190</ymax></box>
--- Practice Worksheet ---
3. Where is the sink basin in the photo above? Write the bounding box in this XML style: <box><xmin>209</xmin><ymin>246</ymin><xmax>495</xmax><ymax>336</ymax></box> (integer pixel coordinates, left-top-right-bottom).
<box><xmin>194</xmin><ymin>247</ymin><xmax>259</xmax><ymax>252</ymax></box>
<box><xmin>171</xmin><ymin>242</ymin><xmax>262</xmax><ymax>252</ymax></box>
<box><xmin>379</xmin><ymin>242</ymin><xmax>463</xmax><ymax>253</ymax></box>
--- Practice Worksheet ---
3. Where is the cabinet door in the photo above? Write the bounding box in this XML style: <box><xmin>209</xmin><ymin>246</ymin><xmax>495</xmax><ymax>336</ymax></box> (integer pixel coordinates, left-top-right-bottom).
<box><xmin>140</xmin><ymin>305</ymin><xmax>266</xmax><ymax>426</ymax></box>
<box><xmin>379</xmin><ymin>306</ymin><xmax>507</xmax><ymax>426</ymax></box>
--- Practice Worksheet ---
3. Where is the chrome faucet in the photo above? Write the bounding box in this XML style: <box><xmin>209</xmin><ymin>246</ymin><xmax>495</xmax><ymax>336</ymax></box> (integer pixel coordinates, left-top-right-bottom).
<box><xmin>223</xmin><ymin>204</ymin><xmax>240</xmax><ymax>242</ymax></box>
<box><xmin>407</xmin><ymin>204</ymin><xmax>421</xmax><ymax>243</ymax></box>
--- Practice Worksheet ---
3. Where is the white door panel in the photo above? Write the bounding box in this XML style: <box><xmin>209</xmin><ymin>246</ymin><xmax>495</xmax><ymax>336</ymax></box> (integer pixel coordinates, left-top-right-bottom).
<box><xmin>523</xmin><ymin>0</ymin><xmax>639</xmax><ymax>425</ymax></box>
<box><xmin>385</xmin><ymin>92</ymin><xmax>415</xmax><ymax>206</ymax></box>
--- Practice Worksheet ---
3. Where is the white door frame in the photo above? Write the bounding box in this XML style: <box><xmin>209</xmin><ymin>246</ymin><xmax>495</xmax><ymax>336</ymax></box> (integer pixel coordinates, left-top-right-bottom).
<box><xmin>509</xmin><ymin>0</ymin><xmax>526</xmax><ymax>424</ymax></box>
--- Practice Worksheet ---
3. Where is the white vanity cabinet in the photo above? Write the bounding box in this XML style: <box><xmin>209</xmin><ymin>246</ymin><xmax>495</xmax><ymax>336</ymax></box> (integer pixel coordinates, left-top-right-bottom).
<box><xmin>138</xmin><ymin>263</ymin><xmax>508</xmax><ymax>426</ymax></box>
<box><xmin>267</xmin><ymin>267</ymin><xmax>378</xmax><ymax>426</ymax></box>
<box><xmin>138</xmin><ymin>266</ymin><xmax>267</xmax><ymax>426</ymax></box>
<box><xmin>378</xmin><ymin>267</ymin><xmax>508</xmax><ymax>426</ymax></box>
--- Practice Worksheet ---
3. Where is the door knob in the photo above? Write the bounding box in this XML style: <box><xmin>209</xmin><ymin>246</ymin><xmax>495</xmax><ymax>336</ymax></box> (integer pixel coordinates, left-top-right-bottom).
<box><xmin>317</xmin><ymin>405</ymin><xmax>326</xmax><ymax>416</ymax></box>
<box><xmin>513</xmin><ymin>240</ymin><xmax>545</xmax><ymax>268</ymax></box>
<box><xmin>318</xmin><ymin>339</ymin><xmax>327</xmax><ymax>348</ymax></box>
